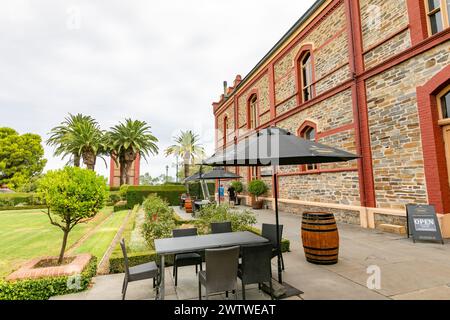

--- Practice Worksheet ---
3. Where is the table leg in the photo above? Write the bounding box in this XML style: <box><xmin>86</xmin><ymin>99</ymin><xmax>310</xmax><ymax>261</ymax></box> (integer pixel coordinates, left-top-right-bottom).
<box><xmin>159</xmin><ymin>255</ymin><xmax>165</xmax><ymax>300</ymax></box>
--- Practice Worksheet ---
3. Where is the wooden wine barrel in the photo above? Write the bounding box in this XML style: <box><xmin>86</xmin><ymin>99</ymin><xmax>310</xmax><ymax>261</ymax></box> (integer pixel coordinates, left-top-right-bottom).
<box><xmin>301</xmin><ymin>212</ymin><xmax>339</xmax><ymax>265</ymax></box>
<box><xmin>184</xmin><ymin>199</ymin><xmax>193</xmax><ymax>213</ymax></box>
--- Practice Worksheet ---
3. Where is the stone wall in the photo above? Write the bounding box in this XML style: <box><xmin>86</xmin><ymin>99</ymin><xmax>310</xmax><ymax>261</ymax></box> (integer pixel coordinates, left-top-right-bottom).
<box><xmin>278</xmin><ymin>171</ymin><xmax>360</xmax><ymax>206</ymax></box>
<box><xmin>359</xmin><ymin>0</ymin><xmax>409</xmax><ymax>51</ymax></box>
<box><xmin>364</xmin><ymin>29</ymin><xmax>411</xmax><ymax>69</ymax></box>
<box><xmin>366</xmin><ymin>41</ymin><xmax>450</xmax><ymax>210</ymax></box>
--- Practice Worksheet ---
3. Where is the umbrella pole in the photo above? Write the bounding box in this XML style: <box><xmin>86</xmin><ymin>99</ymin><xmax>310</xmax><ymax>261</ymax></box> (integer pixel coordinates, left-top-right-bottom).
<box><xmin>218</xmin><ymin>179</ymin><xmax>221</xmax><ymax>205</ymax></box>
<box><xmin>273</xmin><ymin>165</ymin><xmax>283</xmax><ymax>284</ymax></box>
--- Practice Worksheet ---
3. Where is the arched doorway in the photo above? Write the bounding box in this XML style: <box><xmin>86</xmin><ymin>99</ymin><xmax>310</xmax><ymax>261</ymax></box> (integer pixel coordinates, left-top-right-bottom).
<box><xmin>438</xmin><ymin>86</ymin><xmax>450</xmax><ymax>186</ymax></box>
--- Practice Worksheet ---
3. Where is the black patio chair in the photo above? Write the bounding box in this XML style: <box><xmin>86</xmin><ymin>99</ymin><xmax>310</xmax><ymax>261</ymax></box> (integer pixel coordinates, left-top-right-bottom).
<box><xmin>210</xmin><ymin>221</ymin><xmax>232</xmax><ymax>234</ymax></box>
<box><xmin>172</xmin><ymin>228</ymin><xmax>203</xmax><ymax>286</ymax></box>
<box><xmin>261</xmin><ymin>223</ymin><xmax>285</xmax><ymax>271</ymax></box>
<box><xmin>238</xmin><ymin>243</ymin><xmax>274</xmax><ymax>300</ymax></box>
<box><xmin>198</xmin><ymin>246</ymin><xmax>240</xmax><ymax>300</ymax></box>
<box><xmin>120</xmin><ymin>239</ymin><xmax>159</xmax><ymax>300</ymax></box>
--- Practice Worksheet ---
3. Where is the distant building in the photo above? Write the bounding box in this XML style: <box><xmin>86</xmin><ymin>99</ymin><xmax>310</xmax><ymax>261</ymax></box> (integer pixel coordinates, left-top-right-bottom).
<box><xmin>212</xmin><ymin>0</ymin><xmax>450</xmax><ymax>236</ymax></box>
<box><xmin>109</xmin><ymin>154</ymin><xmax>140</xmax><ymax>187</ymax></box>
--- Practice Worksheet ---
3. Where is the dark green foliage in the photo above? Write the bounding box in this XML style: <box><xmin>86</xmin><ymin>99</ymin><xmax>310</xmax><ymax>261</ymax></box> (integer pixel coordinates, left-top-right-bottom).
<box><xmin>126</xmin><ymin>185</ymin><xmax>186</xmax><ymax>207</ymax></box>
<box><xmin>107</xmin><ymin>191</ymin><xmax>121</xmax><ymax>206</ymax></box>
<box><xmin>231</xmin><ymin>181</ymin><xmax>244</xmax><ymax>193</ymax></box>
<box><xmin>0</xmin><ymin>257</ymin><xmax>97</xmax><ymax>300</ymax></box>
<box><xmin>247</xmin><ymin>180</ymin><xmax>269</xmax><ymax>199</ymax></box>
<box><xmin>113</xmin><ymin>201</ymin><xmax>128</xmax><ymax>212</ymax></box>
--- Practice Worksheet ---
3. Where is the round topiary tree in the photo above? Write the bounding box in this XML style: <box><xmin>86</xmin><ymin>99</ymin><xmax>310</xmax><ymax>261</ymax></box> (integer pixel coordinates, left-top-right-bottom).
<box><xmin>247</xmin><ymin>179</ymin><xmax>268</xmax><ymax>200</ymax></box>
<box><xmin>38</xmin><ymin>166</ymin><xmax>108</xmax><ymax>264</ymax></box>
<box><xmin>231</xmin><ymin>181</ymin><xmax>244</xmax><ymax>194</ymax></box>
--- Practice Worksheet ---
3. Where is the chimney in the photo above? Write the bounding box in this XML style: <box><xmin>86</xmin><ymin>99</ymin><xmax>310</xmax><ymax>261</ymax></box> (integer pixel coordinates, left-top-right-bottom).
<box><xmin>233</xmin><ymin>75</ymin><xmax>242</xmax><ymax>87</ymax></box>
<box><xmin>223</xmin><ymin>81</ymin><xmax>228</xmax><ymax>97</ymax></box>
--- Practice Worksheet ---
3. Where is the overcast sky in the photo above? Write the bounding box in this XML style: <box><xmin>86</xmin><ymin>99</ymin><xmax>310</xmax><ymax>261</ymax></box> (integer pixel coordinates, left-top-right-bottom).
<box><xmin>0</xmin><ymin>0</ymin><xmax>315</xmax><ymax>180</ymax></box>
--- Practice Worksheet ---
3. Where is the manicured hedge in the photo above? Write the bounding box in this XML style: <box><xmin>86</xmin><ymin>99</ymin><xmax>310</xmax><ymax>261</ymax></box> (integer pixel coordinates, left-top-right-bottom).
<box><xmin>0</xmin><ymin>193</ymin><xmax>44</xmax><ymax>208</ymax></box>
<box><xmin>126</xmin><ymin>186</ymin><xmax>186</xmax><ymax>208</ymax></box>
<box><xmin>0</xmin><ymin>205</ymin><xmax>47</xmax><ymax>212</ymax></box>
<box><xmin>0</xmin><ymin>256</ymin><xmax>97</xmax><ymax>300</ymax></box>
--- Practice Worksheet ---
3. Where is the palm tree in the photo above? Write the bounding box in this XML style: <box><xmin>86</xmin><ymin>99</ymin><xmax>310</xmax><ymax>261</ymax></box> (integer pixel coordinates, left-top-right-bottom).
<box><xmin>108</xmin><ymin>119</ymin><xmax>159</xmax><ymax>185</ymax></box>
<box><xmin>47</xmin><ymin>113</ymin><xmax>102</xmax><ymax>168</ymax></box>
<box><xmin>165</xmin><ymin>130</ymin><xmax>205</xmax><ymax>181</ymax></box>
<box><xmin>64</xmin><ymin>120</ymin><xmax>106</xmax><ymax>170</ymax></box>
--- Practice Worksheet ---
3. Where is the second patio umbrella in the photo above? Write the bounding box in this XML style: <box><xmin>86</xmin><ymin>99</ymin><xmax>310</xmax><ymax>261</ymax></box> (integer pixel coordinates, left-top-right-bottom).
<box><xmin>203</xmin><ymin>127</ymin><xmax>359</xmax><ymax>283</ymax></box>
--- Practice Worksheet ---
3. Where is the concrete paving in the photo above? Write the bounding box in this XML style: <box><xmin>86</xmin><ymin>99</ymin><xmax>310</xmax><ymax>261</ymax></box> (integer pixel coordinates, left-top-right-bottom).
<box><xmin>52</xmin><ymin>206</ymin><xmax>450</xmax><ymax>300</ymax></box>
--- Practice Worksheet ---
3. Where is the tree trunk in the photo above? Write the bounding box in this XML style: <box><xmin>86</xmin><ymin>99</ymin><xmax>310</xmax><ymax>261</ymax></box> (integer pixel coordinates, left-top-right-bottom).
<box><xmin>58</xmin><ymin>230</ymin><xmax>69</xmax><ymax>264</ymax></box>
<box><xmin>124</xmin><ymin>161</ymin><xmax>132</xmax><ymax>185</ymax></box>
<box><xmin>83</xmin><ymin>150</ymin><xmax>96</xmax><ymax>171</ymax></box>
<box><xmin>73</xmin><ymin>154</ymin><xmax>81</xmax><ymax>167</ymax></box>
<box><xmin>119</xmin><ymin>159</ymin><xmax>126</xmax><ymax>186</ymax></box>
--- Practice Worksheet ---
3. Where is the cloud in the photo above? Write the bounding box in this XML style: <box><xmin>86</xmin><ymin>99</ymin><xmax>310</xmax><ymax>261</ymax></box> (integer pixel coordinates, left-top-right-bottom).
<box><xmin>0</xmin><ymin>0</ymin><xmax>315</xmax><ymax>179</ymax></box>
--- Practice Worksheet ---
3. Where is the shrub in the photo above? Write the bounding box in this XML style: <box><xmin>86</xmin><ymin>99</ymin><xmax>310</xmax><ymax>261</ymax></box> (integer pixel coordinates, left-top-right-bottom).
<box><xmin>107</xmin><ymin>191</ymin><xmax>121</xmax><ymax>206</ymax></box>
<box><xmin>141</xmin><ymin>195</ymin><xmax>176</xmax><ymax>248</ymax></box>
<box><xmin>38</xmin><ymin>167</ymin><xmax>108</xmax><ymax>264</ymax></box>
<box><xmin>194</xmin><ymin>204</ymin><xmax>257</xmax><ymax>235</ymax></box>
<box><xmin>119</xmin><ymin>184</ymin><xmax>129</xmax><ymax>200</ymax></box>
<box><xmin>247</xmin><ymin>180</ymin><xmax>268</xmax><ymax>200</ymax></box>
<box><xmin>230</xmin><ymin>181</ymin><xmax>244</xmax><ymax>194</ymax></box>
<box><xmin>187</xmin><ymin>182</ymin><xmax>215</xmax><ymax>199</ymax></box>
<box><xmin>113</xmin><ymin>201</ymin><xmax>128</xmax><ymax>212</ymax></box>
<box><xmin>126</xmin><ymin>185</ymin><xmax>186</xmax><ymax>207</ymax></box>
<box><xmin>0</xmin><ymin>256</ymin><xmax>97</xmax><ymax>300</ymax></box>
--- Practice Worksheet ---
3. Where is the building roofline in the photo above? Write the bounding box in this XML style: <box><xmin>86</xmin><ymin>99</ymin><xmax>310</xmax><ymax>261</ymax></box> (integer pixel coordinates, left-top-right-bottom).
<box><xmin>213</xmin><ymin>0</ymin><xmax>327</xmax><ymax>110</ymax></box>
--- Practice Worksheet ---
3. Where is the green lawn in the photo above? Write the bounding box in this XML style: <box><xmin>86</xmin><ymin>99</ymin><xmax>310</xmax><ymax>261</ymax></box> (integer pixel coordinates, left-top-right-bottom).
<box><xmin>0</xmin><ymin>207</ymin><xmax>113</xmax><ymax>278</ymax></box>
<box><xmin>74</xmin><ymin>210</ymin><xmax>129</xmax><ymax>259</ymax></box>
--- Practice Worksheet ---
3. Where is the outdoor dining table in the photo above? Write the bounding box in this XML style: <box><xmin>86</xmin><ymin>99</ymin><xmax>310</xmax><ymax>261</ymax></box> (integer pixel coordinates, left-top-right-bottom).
<box><xmin>154</xmin><ymin>231</ymin><xmax>269</xmax><ymax>300</ymax></box>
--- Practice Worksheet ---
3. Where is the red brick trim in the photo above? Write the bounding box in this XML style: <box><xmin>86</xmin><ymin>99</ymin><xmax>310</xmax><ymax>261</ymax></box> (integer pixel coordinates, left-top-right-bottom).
<box><xmin>7</xmin><ymin>254</ymin><xmax>92</xmax><ymax>281</ymax></box>
<box><xmin>294</xmin><ymin>44</ymin><xmax>316</xmax><ymax>106</ymax></box>
<box><xmin>109</xmin><ymin>157</ymin><xmax>116</xmax><ymax>187</ymax></box>
<box><xmin>407</xmin><ymin>0</ymin><xmax>429</xmax><ymax>45</ymax></box>
<box><xmin>134</xmin><ymin>154</ymin><xmax>140</xmax><ymax>186</ymax></box>
<box><xmin>246</xmin><ymin>89</ymin><xmax>260</xmax><ymax>130</ymax></box>
<box><xmin>313</xmin><ymin>26</ymin><xmax>347</xmax><ymax>53</ymax></box>
<box><xmin>268</xmin><ymin>62</ymin><xmax>276</xmax><ymax>119</ymax></box>
<box><xmin>417</xmin><ymin>65</ymin><xmax>450</xmax><ymax>214</ymax></box>
<box><xmin>345</xmin><ymin>0</ymin><xmax>376</xmax><ymax>208</ymax></box>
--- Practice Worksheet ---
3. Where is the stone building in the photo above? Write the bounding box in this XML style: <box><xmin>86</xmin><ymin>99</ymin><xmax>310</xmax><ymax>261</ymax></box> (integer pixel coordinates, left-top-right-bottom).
<box><xmin>211</xmin><ymin>0</ymin><xmax>450</xmax><ymax>236</ymax></box>
<box><xmin>109</xmin><ymin>155</ymin><xmax>140</xmax><ymax>187</ymax></box>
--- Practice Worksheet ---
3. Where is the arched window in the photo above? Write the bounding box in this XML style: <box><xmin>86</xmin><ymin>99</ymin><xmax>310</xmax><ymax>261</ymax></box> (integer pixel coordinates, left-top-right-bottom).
<box><xmin>300</xmin><ymin>126</ymin><xmax>317</xmax><ymax>171</ymax></box>
<box><xmin>223</xmin><ymin>116</ymin><xmax>228</xmax><ymax>146</ymax></box>
<box><xmin>299</xmin><ymin>52</ymin><xmax>314</xmax><ymax>103</ymax></box>
<box><xmin>425</xmin><ymin>0</ymin><xmax>450</xmax><ymax>35</ymax></box>
<box><xmin>248</xmin><ymin>94</ymin><xmax>258</xmax><ymax>129</ymax></box>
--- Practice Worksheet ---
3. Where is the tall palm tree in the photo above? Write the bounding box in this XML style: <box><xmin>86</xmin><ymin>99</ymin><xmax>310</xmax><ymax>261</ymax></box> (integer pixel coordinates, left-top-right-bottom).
<box><xmin>64</xmin><ymin>120</ymin><xmax>106</xmax><ymax>170</ymax></box>
<box><xmin>47</xmin><ymin>113</ymin><xmax>100</xmax><ymax>168</ymax></box>
<box><xmin>165</xmin><ymin>130</ymin><xmax>205</xmax><ymax>180</ymax></box>
<box><xmin>108</xmin><ymin>119</ymin><xmax>159</xmax><ymax>185</ymax></box>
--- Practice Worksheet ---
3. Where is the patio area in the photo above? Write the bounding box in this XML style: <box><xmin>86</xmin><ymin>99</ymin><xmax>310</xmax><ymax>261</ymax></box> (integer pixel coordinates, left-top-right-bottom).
<box><xmin>52</xmin><ymin>206</ymin><xmax>450</xmax><ymax>300</ymax></box>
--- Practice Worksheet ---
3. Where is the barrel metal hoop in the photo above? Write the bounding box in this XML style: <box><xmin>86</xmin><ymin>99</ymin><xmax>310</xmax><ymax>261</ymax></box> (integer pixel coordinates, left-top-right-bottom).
<box><xmin>301</xmin><ymin>228</ymin><xmax>339</xmax><ymax>233</ymax></box>
<box><xmin>303</xmin><ymin>246</ymin><xmax>339</xmax><ymax>251</ymax></box>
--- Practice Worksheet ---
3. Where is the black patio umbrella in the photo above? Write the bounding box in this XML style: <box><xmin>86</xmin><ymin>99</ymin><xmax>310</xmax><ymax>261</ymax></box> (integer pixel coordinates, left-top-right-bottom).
<box><xmin>203</xmin><ymin>127</ymin><xmax>359</xmax><ymax>284</ymax></box>
<box><xmin>200</xmin><ymin>168</ymin><xmax>241</xmax><ymax>205</ymax></box>
<box><xmin>184</xmin><ymin>168</ymin><xmax>241</xmax><ymax>204</ymax></box>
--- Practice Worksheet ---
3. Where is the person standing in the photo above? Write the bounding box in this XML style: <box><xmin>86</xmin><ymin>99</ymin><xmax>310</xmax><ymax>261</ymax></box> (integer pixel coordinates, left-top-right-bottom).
<box><xmin>218</xmin><ymin>184</ymin><xmax>225</xmax><ymax>203</ymax></box>
<box><xmin>227</xmin><ymin>185</ymin><xmax>236</xmax><ymax>204</ymax></box>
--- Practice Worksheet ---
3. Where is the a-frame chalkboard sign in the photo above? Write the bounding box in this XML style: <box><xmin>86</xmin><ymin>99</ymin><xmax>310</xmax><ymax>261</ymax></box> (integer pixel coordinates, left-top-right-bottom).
<box><xmin>406</xmin><ymin>204</ymin><xmax>444</xmax><ymax>244</ymax></box>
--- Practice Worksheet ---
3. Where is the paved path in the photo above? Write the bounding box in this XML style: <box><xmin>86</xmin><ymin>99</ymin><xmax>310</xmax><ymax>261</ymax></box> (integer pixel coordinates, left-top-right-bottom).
<box><xmin>52</xmin><ymin>206</ymin><xmax>450</xmax><ymax>300</ymax></box>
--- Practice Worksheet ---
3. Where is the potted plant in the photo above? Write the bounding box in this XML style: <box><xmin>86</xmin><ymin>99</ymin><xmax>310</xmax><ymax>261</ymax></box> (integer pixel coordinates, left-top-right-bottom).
<box><xmin>247</xmin><ymin>179</ymin><xmax>268</xmax><ymax>210</ymax></box>
<box><xmin>230</xmin><ymin>181</ymin><xmax>243</xmax><ymax>205</ymax></box>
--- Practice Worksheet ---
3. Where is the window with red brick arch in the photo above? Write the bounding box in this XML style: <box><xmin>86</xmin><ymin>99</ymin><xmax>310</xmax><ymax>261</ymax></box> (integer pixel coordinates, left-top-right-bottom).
<box><xmin>425</xmin><ymin>0</ymin><xmax>450</xmax><ymax>35</ymax></box>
